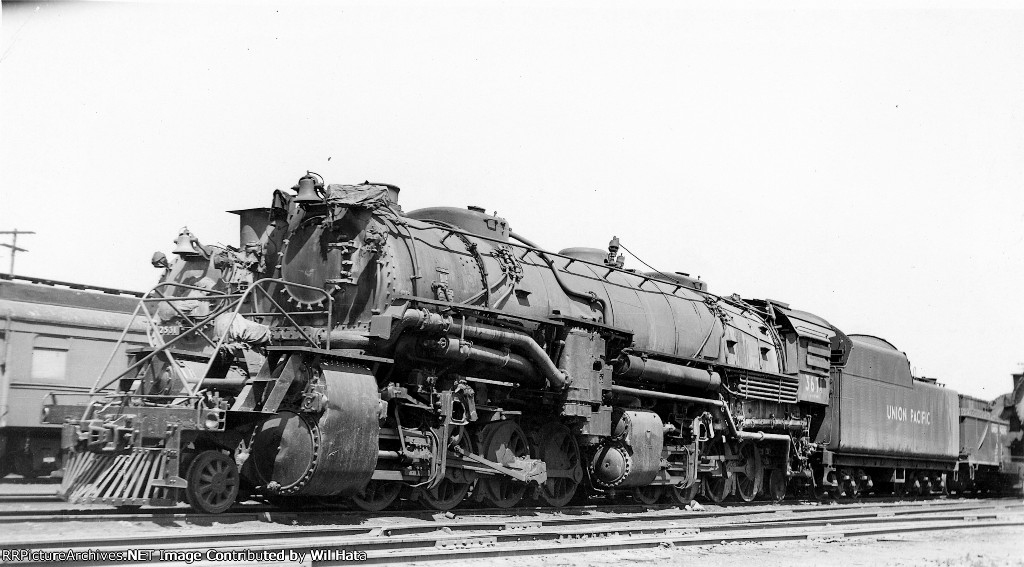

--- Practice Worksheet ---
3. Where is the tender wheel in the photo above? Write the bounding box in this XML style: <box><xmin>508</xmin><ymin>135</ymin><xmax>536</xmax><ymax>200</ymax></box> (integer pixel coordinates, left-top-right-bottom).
<box><xmin>534</xmin><ymin>423</ymin><xmax>583</xmax><ymax>508</ymax></box>
<box><xmin>184</xmin><ymin>450</ymin><xmax>239</xmax><ymax>514</ymax></box>
<box><xmin>767</xmin><ymin>469</ymin><xmax>787</xmax><ymax>502</ymax></box>
<box><xmin>705</xmin><ymin>475</ymin><xmax>729</xmax><ymax>504</ymax></box>
<box><xmin>839</xmin><ymin>468</ymin><xmax>860</xmax><ymax>500</ymax></box>
<box><xmin>351</xmin><ymin>480</ymin><xmax>402</xmax><ymax>512</ymax></box>
<box><xmin>734</xmin><ymin>440</ymin><xmax>762</xmax><ymax>502</ymax></box>
<box><xmin>478</xmin><ymin>421</ymin><xmax>530</xmax><ymax>509</ymax></box>
<box><xmin>906</xmin><ymin>472</ymin><xmax>922</xmax><ymax>497</ymax></box>
<box><xmin>669</xmin><ymin>480</ymin><xmax>702</xmax><ymax>505</ymax></box>
<box><xmin>631</xmin><ymin>485</ymin><xmax>664</xmax><ymax>505</ymax></box>
<box><xmin>894</xmin><ymin>479</ymin><xmax>907</xmax><ymax>498</ymax></box>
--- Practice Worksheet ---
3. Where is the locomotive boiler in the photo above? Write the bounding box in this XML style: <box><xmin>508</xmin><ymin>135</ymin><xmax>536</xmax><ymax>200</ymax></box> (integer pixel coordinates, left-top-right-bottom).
<box><xmin>48</xmin><ymin>173</ymin><xmax>1016</xmax><ymax>513</ymax></box>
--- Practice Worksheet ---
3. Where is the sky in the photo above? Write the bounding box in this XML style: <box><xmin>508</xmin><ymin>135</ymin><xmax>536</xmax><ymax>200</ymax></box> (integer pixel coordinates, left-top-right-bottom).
<box><xmin>1</xmin><ymin>1</ymin><xmax>1021</xmax><ymax>398</ymax></box>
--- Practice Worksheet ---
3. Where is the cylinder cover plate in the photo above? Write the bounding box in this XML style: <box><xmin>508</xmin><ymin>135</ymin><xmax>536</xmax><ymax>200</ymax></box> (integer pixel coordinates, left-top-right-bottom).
<box><xmin>247</xmin><ymin>363</ymin><xmax>380</xmax><ymax>496</ymax></box>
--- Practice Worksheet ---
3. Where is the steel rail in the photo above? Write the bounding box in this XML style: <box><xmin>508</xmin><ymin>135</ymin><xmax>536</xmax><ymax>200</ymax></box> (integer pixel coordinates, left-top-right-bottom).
<box><xmin>3</xmin><ymin>506</ymin><xmax>1021</xmax><ymax>566</ymax></box>
<box><xmin>4</xmin><ymin>499</ymin><xmax>1017</xmax><ymax>549</ymax></box>
<box><xmin>1</xmin><ymin>493</ymin><xmax>1013</xmax><ymax>524</ymax></box>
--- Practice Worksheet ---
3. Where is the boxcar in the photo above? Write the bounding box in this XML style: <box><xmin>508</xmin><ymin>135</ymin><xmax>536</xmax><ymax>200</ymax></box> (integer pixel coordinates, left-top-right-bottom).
<box><xmin>0</xmin><ymin>275</ymin><xmax>145</xmax><ymax>478</ymax></box>
<box><xmin>951</xmin><ymin>394</ymin><xmax>1011</xmax><ymax>492</ymax></box>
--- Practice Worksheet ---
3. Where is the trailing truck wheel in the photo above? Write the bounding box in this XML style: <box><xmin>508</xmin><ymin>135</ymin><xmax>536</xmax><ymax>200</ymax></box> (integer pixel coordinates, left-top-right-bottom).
<box><xmin>534</xmin><ymin>423</ymin><xmax>582</xmax><ymax>508</ymax></box>
<box><xmin>351</xmin><ymin>481</ymin><xmax>402</xmax><ymax>512</ymax></box>
<box><xmin>185</xmin><ymin>450</ymin><xmax>239</xmax><ymax>514</ymax></box>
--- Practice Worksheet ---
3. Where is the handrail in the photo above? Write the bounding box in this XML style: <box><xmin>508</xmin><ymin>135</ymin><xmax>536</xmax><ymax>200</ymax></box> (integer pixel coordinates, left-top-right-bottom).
<box><xmin>191</xmin><ymin>276</ymin><xmax>331</xmax><ymax>393</ymax></box>
<box><xmin>79</xmin><ymin>278</ymin><xmax>334</xmax><ymax>415</ymax></box>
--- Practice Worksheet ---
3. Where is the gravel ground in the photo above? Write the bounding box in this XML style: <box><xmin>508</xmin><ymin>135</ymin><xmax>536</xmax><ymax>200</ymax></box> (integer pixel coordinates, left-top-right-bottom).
<box><xmin>418</xmin><ymin>526</ymin><xmax>1024</xmax><ymax>567</ymax></box>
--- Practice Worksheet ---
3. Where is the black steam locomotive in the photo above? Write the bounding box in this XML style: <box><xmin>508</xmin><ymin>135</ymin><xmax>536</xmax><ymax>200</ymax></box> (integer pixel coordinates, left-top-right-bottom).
<box><xmin>46</xmin><ymin>174</ymin><xmax>1024</xmax><ymax>512</ymax></box>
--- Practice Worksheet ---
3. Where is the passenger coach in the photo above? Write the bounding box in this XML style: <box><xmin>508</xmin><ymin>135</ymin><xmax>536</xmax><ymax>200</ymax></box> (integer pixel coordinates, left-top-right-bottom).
<box><xmin>0</xmin><ymin>275</ymin><xmax>145</xmax><ymax>478</ymax></box>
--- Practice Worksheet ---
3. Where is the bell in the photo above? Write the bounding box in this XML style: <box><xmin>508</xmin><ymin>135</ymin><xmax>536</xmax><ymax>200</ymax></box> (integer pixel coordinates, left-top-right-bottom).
<box><xmin>172</xmin><ymin>228</ymin><xmax>200</xmax><ymax>256</ymax></box>
<box><xmin>293</xmin><ymin>175</ymin><xmax>321</xmax><ymax>204</ymax></box>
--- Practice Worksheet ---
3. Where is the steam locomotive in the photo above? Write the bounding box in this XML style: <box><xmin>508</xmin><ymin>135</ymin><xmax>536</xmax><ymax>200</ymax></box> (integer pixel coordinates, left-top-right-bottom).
<box><xmin>46</xmin><ymin>174</ymin><xmax>1024</xmax><ymax>513</ymax></box>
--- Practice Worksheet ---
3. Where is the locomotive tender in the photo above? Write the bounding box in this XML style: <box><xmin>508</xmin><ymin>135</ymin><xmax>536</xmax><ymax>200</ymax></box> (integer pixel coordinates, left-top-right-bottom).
<box><xmin>48</xmin><ymin>174</ymin><xmax>1022</xmax><ymax>512</ymax></box>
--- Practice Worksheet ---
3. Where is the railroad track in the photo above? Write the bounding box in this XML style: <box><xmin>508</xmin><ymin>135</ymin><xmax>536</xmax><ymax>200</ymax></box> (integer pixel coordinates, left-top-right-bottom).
<box><xmin>0</xmin><ymin>494</ymin><xmax>1004</xmax><ymax>525</ymax></box>
<box><xmin>0</xmin><ymin>494</ymin><xmax>60</xmax><ymax>504</ymax></box>
<box><xmin>3</xmin><ymin>499</ymin><xmax>1021</xmax><ymax>566</ymax></box>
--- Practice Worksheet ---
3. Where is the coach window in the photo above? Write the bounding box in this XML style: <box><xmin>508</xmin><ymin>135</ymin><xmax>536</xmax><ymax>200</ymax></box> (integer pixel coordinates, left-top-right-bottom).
<box><xmin>31</xmin><ymin>336</ymin><xmax>70</xmax><ymax>383</ymax></box>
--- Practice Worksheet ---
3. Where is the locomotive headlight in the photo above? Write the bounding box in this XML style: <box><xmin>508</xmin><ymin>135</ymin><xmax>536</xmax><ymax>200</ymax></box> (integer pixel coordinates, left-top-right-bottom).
<box><xmin>204</xmin><ymin>410</ymin><xmax>223</xmax><ymax>430</ymax></box>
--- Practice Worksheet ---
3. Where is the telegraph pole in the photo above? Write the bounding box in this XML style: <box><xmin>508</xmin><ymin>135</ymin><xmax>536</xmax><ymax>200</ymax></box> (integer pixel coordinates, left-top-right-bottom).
<box><xmin>0</xmin><ymin>229</ymin><xmax>34</xmax><ymax>276</ymax></box>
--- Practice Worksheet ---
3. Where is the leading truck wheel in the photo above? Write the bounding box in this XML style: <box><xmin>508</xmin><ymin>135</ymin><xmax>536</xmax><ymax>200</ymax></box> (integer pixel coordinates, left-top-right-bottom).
<box><xmin>185</xmin><ymin>450</ymin><xmax>239</xmax><ymax>514</ymax></box>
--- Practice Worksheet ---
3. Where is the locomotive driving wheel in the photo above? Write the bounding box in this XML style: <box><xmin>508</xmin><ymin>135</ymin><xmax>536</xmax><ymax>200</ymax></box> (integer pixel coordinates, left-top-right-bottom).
<box><xmin>631</xmin><ymin>485</ymin><xmax>664</xmax><ymax>505</ymax></box>
<box><xmin>734</xmin><ymin>440</ymin><xmax>763</xmax><ymax>502</ymax></box>
<box><xmin>767</xmin><ymin>469</ymin><xmax>788</xmax><ymax>502</ymax></box>
<box><xmin>420</xmin><ymin>430</ymin><xmax>474</xmax><ymax>511</ymax></box>
<box><xmin>351</xmin><ymin>480</ymin><xmax>402</xmax><ymax>512</ymax></box>
<box><xmin>534</xmin><ymin>423</ymin><xmax>583</xmax><ymax>507</ymax></box>
<box><xmin>184</xmin><ymin>450</ymin><xmax>240</xmax><ymax>514</ymax></box>
<box><xmin>478</xmin><ymin>421</ymin><xmax>531</xmax><ymax>508</ymax></box>
<box><xmin>669</xmin><ymin>480</ymin><xmax>702</xmax><ymax>505</ymax></box>
<box><xmin>704</xmin><ymin>475</ymin><xmax>730</xmax><ymax>504</ymax></box>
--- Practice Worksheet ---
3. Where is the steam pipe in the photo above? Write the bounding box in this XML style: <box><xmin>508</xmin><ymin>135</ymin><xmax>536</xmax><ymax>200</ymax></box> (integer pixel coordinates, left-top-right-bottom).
<box><xmin>613</xmin><ymin>354</ymin><xmax>721</xmax><ymax>392</ymax></box>
<box><xmin>509</xmin><ymin>231</ymin><xmax>611</xmax><ymax>323</ymax></box>
<box><xmin>327</xmin><ymin>329</ymin><xmax>371</xmax><ymax>349</ymax></box>
<box><xmin>422</xmin><ymin>337</ymin><xmax>542</xmax><ymax>386</ymax></box>
<box><xmin>610</xmin><ymin>384</ymin><xmax>724</xmax><ymax>407</ymax></box>
<box><xmin>400</xmin><ymin>309</ymin><xmax>567</xmax><ymax>389</ymax></box>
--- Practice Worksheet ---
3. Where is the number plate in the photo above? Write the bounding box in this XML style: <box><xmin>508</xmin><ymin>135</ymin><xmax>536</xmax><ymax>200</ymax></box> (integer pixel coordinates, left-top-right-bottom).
<box><xmin>158</xmin><ymin>325</ymin><xmax>181</xmax><ymax>335</ymax></box>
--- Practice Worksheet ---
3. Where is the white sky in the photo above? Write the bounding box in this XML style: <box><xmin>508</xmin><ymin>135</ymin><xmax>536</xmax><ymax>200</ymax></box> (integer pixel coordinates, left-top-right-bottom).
<box><xmin>1</xmin><ymin>1</ymin><xmax>1021</xmax><ymax>398</ymax></box>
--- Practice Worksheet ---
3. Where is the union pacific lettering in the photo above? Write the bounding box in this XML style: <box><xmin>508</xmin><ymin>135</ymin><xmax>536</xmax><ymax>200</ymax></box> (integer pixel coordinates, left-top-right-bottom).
<box><xmin>885</xmin><ymin>405</ymin><xmax>932</xmax><ymax>425</ymax></box>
